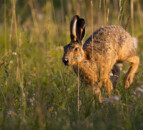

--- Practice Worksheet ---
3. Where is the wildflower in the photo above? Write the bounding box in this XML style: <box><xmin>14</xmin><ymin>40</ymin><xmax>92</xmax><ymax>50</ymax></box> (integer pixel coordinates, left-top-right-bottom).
<box><xmin>104</xmin><ymin>95</ymin><xmax>121</xmax><ymax>103</ymax></box>
<box><xmin>136</xmin><ymin>87</ymin><xmax>143</xmax><ymax>93</ymax></box>
<box><xmin>9</xmin><ymin>60</ymin><xmax>13</xmax><ymax>64</ymax></box>
<box><xmin>8</xmin><ymin>110</ymin><xmax>16</xmax><ymax>116</ymax></box>
<box><xmin>56</xmin><ymin>75</ymin><xmax>61</xmax><ymax>78</ymax></box>
<box><xmin>113</xmin><ymin>96</ymin><xmax>120</xmax><ymax>101</ymax></box>
<box><xmin>48</xmin><ymin>107</ymin><xmax>54</xmax><ymax>112</ymax></box>
<box><xmin>12</xmin><ymin>52</ymin><xmax>17</xmax><ymax>56</ymax></box>
<box><xmin>29</xmin><ymin>97</ymin><xmax>35</xmax><ymax>106</ymax></box>
<box><xmin>123</xmin><ymin>70</ymin><xmax>127</xmax><ymax>74</ymax></box>
<box><xmin>29</xmin><ymin>97</ymin><xmax>35</xmax><ymax>103</ymax></box>
<box><xmin>108</xmin><ymin>72</ymin><xmax>113</xmax><ymax>76</ymax></box>
<box><xmin>33</xmin><ymin>67</ymin><xmax>36</xmax><ymax>71</ymax></box>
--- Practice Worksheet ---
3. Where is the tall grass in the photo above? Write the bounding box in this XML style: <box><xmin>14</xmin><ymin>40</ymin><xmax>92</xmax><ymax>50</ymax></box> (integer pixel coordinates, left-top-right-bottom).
<box><xmin>0</xmin><ymin>0</ymin><xmax>143</xmax><ymax>129</ymax></box>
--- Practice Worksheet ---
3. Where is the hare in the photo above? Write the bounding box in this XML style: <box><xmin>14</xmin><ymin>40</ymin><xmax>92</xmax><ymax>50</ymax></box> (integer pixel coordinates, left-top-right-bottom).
<box><xmin>62</xmin><ymin>15</ymin><xmax>139</xmax><ymax>102</ymax></box>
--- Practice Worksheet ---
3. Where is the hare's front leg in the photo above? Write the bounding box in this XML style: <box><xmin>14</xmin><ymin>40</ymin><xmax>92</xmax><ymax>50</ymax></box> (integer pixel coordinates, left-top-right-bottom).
<box><xmin>104</xmin><ymin>76</ymin><xmax>113</xmax><ymax>97</ymax></box>
<box><xmin>101</xmin><ymin>68</ymin><xmax>114</xmax><ymax>98</ymax></box>
<box><xmin>124</xmin><ymin>56</ymin><xmax>139</xmax><ymax>89</ymax></box>
<box><xmin>93</xmin><ymin>86</ymin><xmax>102</xmax><ymax>103</ymax></box>
<box><xmin>93</xmin><ymin>68</ymin><xmax>113</xmax><ymax>103</ymax></box>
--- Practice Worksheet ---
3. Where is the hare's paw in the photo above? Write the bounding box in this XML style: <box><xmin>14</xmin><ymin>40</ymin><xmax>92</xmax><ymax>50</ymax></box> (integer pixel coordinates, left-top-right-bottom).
<box><xmin>124</xmin><ymin>74</ymin><xmax>134</xmax><ymax>89</ymax></box>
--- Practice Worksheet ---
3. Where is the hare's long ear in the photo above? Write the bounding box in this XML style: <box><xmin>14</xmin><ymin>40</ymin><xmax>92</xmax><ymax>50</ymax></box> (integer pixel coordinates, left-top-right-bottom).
<box><xmin>70</xmin><ymin>15</ymin><xmax>79</xmax><ymax>41</ymax></box>
<box><xmin>76</xmin><ymin>18</ymin><xmax>85</xmax><ymax>43</ymax></box>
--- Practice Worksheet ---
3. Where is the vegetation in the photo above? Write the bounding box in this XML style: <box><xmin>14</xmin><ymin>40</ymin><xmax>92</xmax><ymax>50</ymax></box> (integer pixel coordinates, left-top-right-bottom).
<box><xmin>0</xmin><ymin>0</ymin><xmax>143</xmax><ymax>129</ymax></box>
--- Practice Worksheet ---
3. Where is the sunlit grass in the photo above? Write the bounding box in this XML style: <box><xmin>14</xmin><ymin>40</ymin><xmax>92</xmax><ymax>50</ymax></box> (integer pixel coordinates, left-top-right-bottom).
<box><xmin>0</xmin><ymin>0</ymin><xmax>143</xmax><ymax>129</ymax></box>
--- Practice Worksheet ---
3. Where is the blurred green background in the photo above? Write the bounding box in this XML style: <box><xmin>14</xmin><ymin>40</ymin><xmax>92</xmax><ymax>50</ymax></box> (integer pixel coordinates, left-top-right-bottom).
<box><xmin>0</xmin><ymin>0</ymin><xmax>143</xmax><ymax>129</ymax></box>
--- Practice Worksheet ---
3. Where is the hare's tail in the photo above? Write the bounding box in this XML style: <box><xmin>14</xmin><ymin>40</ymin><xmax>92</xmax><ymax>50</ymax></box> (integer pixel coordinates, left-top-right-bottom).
<box><xmin>133</xmin><ymin>37</ymin><xmax>138</xmax><ymax>49</ymax></box>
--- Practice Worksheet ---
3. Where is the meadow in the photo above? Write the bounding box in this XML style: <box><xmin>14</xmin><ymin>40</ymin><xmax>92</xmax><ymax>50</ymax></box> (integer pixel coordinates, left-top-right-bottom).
<box><xmin>0</xmin><ymin>0</ymin><xmax>143</xmax><ymax>129</ymax></box>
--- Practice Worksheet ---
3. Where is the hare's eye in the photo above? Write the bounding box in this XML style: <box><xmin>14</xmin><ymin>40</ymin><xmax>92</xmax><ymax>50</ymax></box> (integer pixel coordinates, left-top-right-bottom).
<box><xmin>75</xmin><ymin>47</ymin><xmax>79</xmax><ymax>51</ymax></box>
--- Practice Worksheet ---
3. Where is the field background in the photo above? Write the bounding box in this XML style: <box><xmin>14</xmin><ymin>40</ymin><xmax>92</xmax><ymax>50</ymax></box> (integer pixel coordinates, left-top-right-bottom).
<box><xmin>0</xmin><ymin>0</ymin><xmax>143</xmax><ymax>129</ymax></box>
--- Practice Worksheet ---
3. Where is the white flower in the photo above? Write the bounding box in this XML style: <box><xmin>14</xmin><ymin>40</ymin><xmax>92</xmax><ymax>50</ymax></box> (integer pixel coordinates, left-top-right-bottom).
<box><xmin>113</xmin><ymin>96</ymin><xmax>120</xmax><ymax>101</ymax></box>
<box><xmin>12</xmin><ymin>52</ymin><xmax>17</xmax><ymax>56</ymax></box>
<box><xmin>108</xmin><ymin>72</ymin><xmax>113</xmax><ymax>76</ymax></box>
<box><xmin>104</xmin><ymin>95</ymin><xmax>121</xmax><ymax>103</ymax></box>
<box><xmin>136</xmin><ymin>88</ymin><xmax>143</xmax><ymax>93</ymax></box>
<box><xmin>9</xmin><ymin>60</ymin><xmax>13</xmax><ymax>64</ymax></box>
<box><xmin>8</xmin><ymin>110</ymin><xmax>13</xmax><ymax>115</ymax></box>
<box><xmin>8</xmin><ymin>110</ymin><xmax>16</xmax><ymax>116</ymax></box>
<box><xmin>123</xmin><ymin>70</ymin><xmax>127</xmax><ymax>74</ymax></box>
<box><xmin>29</xmin><ymin>97</ymin><xmax>35</xmax><ymax>103</ymax></box>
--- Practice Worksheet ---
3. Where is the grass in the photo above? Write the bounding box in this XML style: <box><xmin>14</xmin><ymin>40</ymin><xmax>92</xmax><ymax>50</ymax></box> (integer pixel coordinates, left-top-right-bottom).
<box><xmin>0</xmin><ymin>0</ymin><xmax>143</xmax><ymax>129</ymax></box>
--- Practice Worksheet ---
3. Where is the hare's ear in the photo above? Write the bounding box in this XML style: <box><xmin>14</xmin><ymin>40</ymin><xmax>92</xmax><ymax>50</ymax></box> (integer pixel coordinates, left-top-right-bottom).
<box><xmin>70</xmin><ymin>15</ymin><xmax>79</xmax><ymax>41</ymax></box>
<box><xmin>76</xmin><ymin>18</ymin><xmax>85</xmax><ymax>43</ymax></box>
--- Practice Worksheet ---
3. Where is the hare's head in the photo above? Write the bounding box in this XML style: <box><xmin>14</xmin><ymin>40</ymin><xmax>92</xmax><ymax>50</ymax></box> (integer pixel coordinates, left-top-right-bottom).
<box><xmin>62</xmin><ymin>15</ymin><xmax>85</xmax><ymax>66</ymax></box>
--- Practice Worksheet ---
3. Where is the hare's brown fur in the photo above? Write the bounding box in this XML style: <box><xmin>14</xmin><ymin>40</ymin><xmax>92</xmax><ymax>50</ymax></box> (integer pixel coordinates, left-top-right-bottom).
<box><xmin>62</xmin><ymin>15</ymin><xmax>139</xmax><ymax>102</ymax></box>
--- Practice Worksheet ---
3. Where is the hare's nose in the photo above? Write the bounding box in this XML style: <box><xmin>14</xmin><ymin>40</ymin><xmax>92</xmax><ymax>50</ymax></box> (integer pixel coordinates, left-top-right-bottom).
<box><xmin>63</xmin><ymin>58</ymin><xmax>69</xmax><ymax>65</ymax></box>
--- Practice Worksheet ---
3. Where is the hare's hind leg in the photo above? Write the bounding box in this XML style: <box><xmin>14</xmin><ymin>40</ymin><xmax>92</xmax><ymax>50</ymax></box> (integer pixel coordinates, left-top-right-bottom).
<box><xmin>111</xmin><ymin>64</ymin><xmax>120</xmax><ymax>89</ymax></box>
<box><xmin>124</xmin><ymin>56</ymin><xmax>139</xmax><ymax>89</ymax></box>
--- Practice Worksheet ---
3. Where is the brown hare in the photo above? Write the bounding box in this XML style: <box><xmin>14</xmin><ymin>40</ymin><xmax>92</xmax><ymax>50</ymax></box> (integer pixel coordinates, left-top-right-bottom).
<box><xmin>62</xmin><ymin>15</ymin><xmax>139</xmax><ymax>102</ymax></box>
